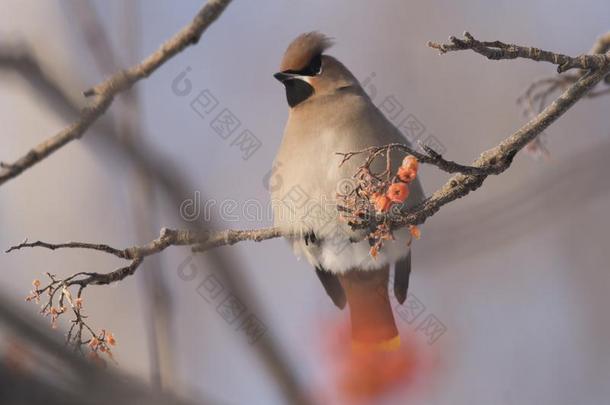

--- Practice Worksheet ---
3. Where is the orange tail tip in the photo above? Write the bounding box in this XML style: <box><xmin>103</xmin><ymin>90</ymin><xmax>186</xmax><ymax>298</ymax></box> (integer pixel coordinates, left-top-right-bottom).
<box><xmin>338</xmin><ymin>266</ymin><xmax>399</xmax><ymax>346</ymax></box>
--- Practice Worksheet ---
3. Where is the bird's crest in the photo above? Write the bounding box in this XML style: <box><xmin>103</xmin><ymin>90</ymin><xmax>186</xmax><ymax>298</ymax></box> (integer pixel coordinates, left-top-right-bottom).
<box><xmin>280</xmin><ymin>31</ymin><xmax>334</xmax><ymax>72</ymax></box>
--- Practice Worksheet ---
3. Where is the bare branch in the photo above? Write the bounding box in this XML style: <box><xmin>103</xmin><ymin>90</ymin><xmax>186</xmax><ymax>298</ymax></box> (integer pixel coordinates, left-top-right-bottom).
<box><xmin>7</xmin><ymin>32</ymin><xmax>610</xmax><ymax>289</ymax></box>
<box><xmin>7</xmin><ymin>227</ymin><xmax>283</xmax><ymax>286</ymax></box>
<box><xmin>6</xmin><ymin>239</ymin><xmax>126</xmax><ymax>257</ymax></box>
<box><xmin>8</xmin><ymin>44</ymin><xmax>609</xmax><ymax>274</ymax></box>
<box><xmin>337</xmin><ymin>142</ymin><xmax>499</xmax><ymax>175</ymax></box>
<box><xmin>392</xmin><ymin>65</ymin><xmax>610</xmax><ymax>229</ymax></box>
<box><xmin>0</xmin><ymin>0</ymin><xmax>232</xmax><ymax>187</ymax></box>
<box><xmin>516</xmin><ymin>32</ymin><xmax>610</xmax><ymax>126</ymax></box>
<box><xmin>192</xmin><ymin>227</ymin><xmax>286</xmax><ymax>252</ymax></box>
<box><xmin>428</xmin><ymin>31</ymin><xmax>610</xmax><ymax>73</ymax></box>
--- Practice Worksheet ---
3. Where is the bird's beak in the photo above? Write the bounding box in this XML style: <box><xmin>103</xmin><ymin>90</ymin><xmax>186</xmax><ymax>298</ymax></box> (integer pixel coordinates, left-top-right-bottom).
<box><xmin>274</xmin><ymin>71</ymin><xmax>311</xmax><ymax>83</ymax></box>
<box><xmin>273</xmin><ymin>71</ymin><xmax>297</xmax><ymax>82</ymax></box>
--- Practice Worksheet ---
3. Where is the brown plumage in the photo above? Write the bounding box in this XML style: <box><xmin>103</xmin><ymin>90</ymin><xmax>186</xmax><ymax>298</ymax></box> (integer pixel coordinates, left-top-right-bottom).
<box><xmin>279</xmin><ymin>31</ymin><xmax>334</xmax><ymax>72</ymax></box>
<box><xmin>272</xmin><ymin>32</ymin><xmax>425</xmax><ymax>350</ymax></box>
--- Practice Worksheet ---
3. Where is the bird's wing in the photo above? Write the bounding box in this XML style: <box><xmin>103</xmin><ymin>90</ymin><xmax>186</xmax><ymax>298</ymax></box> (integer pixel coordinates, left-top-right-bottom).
<box><xmin>393</xmin><ymin>250</ymin><xmax>411</xmax><ymax>304</ymax></box>
<box><xmin>315</xmin><ymin>265</ymin><xmax>346</xmax><ymax>309</ymax></box>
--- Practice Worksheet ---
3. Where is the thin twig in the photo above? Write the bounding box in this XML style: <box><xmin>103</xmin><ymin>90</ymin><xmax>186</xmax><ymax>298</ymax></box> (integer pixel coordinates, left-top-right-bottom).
<box><xmin>9</xmin><ymin>228</ymin><xmax>201</xmax><ymax>286</ymax></box>
<box><xmin>337</xmin><ymin>142</ymin><xmax>499</xmax><ymax>175</ymax></box>
<box><xmin>8</xmin><ymin>32</ymin><xmax>610</xmax><ymax>283</ymax></box>
<box><xmin>6</xmin><ymin>239</ymin><xmax>127</xmax><ymax>257</ymax></box>
<box><xmin>7</xmin><ymin>227</ymin><xmax>283</xmax><ymax>285</ymax></box>
<box><xmin>516</xmin><ymin>32</ymin><xmax>610</xmax><ymax>124</ymax></box>
<box><xmin>428</xmin><ymin>31</ymin><xmax>610</xmax><ymax>73</ymax></box>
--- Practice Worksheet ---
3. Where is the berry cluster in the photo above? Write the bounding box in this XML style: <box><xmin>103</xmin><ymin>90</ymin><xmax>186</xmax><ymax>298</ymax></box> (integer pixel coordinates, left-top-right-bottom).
<box><xmin>26</xmin><ymin>275</ymin><xmax>117</xmax><ymax>365</ymax></box>
<box><xmin>370</xmin><ymin>155</ymin><xmax>419</xmax><ymax>213</ymax></box>
<box><xmin>338</xmin><ymin>153</ymin><xmax>421</xmax><ymax>258</ymax></box>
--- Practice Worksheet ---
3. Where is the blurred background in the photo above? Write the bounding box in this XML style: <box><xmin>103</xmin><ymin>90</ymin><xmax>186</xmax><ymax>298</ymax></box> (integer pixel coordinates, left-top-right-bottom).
<box><xmin>1</xmin><ymin>0</ymin><xmax>610</xmax><ymax>404</ymax></box>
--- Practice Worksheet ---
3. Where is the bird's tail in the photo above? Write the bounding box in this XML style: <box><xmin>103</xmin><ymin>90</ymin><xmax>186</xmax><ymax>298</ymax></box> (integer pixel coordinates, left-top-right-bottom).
<box><xmin>338</xmin><ymin>266</ymin><xmax>400</xmax><ymax>352</ymax></box>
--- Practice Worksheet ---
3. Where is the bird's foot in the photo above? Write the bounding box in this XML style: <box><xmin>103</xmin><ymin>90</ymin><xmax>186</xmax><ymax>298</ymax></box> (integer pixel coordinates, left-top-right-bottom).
<box><xmin>304</xmin><ymin>231</ymin><xmax>317</xmax><ymax>246</ymax></box>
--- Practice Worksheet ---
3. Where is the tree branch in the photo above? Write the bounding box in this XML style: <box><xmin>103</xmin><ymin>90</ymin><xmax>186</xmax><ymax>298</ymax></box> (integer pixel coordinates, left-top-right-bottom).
<box><xmin>0</xmin><ymin>0</ymin><xmax>232</xmax><ymax>187</ymax></box>
<box><xmin>516</xmin><ymin>31</ymin><xmax>610</xmax><ymax>136</ymax></box>
<box><xmin>8</xmin><ymin>228</ymin><xmax>197</xmax><ymax>283</ymax></box>
<box><xmin>7</xmin><ymin>32</ymin><xmax>610</xmax><ymax>289</ymax></box>
<box><xmin>428</xmin><ymin>31</ymin><xmax>610</xmax><ymax>73</ymax></box>
<box><xmin>390</xmin><ymin>44</ymin><xmax>610</xmax><ymax>228</ymax></box>
<box><xmin>7</xmin><ymin>227</ymin><xmax>283</xmax><ymax>287</ymax></box>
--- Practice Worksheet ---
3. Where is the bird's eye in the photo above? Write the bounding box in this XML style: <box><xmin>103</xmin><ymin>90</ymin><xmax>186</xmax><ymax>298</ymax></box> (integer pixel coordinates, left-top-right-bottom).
<box><xmin>282</xmin><ymin>54</ymin><xmax>323</xmax><ymax>77</ymax></box>
<box><xmin>302</xmin><ymin>54</ymin><xmax>322</xmax><ymax>76</ymax></box>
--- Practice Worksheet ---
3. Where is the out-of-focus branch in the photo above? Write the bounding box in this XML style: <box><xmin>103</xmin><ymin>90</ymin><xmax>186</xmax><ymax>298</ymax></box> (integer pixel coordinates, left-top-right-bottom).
<box><xmin>0</xmin><ymin>43</ymin><xmax>193</xmax><ymax>207</ymax></box>
<box><xmin>419</xmin><ymin>139</ymin><xmax>610</xmax><ymax>266</ymax></box>
<box><xmin>69</xmin><ymin>0</ymin><xmax>176</xmax><ymax>388</ymax></box>
<box><xmin>0</xmin><ymin>0</ymin><xmax>232</xmax><ymax>187</ymax></box>
<box><xmin>0</xmin><ymin>42</ymin><xmax>313</xmax><ymax>405</ymax></box>
<box><xmin>0</xmin><ymin>292</ymin><xmax>205</xmax><ymax>404</ymax></box>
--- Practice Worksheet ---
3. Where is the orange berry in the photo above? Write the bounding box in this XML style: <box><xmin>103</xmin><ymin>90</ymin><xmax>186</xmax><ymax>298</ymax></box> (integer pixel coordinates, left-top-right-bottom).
<box><xmin>410</xmin><ymin>225</ymin><xmax>421</xmax><ymax>240</ymax></box>
<box><xmin>89</xmin><ymin>337</ymin><xmax>100</xmax><ymax>349</ymax></box>
<box><xmin>106</xmin><ymin>333</ymin><xmax>116</xmax><ymax>346</ymax></box>
<box><xmin>387</xmin><ymin>183</ymin><xmax>409</xmax><ymax>203</ymax></box>
<box><xmin>372</xmin><ymin>194</ymin><xmax>392</xmax><ymax>213</ymax></box>
<box><xmin>401</xmin><ymin>155</ymin><xmax>419</xmax><ymax>171</ymax></box>
<box><xmin>397</xmin><ymin>166</ymin><xmax>417</xmax><ymax>183</ymax></box>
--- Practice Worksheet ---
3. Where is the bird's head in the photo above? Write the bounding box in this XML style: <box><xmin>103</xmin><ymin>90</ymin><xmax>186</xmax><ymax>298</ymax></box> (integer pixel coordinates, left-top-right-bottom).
<box><xmin>274</xmin><ymin>32</ymin><xmax>359</xmax><ymax>108</ymax></box>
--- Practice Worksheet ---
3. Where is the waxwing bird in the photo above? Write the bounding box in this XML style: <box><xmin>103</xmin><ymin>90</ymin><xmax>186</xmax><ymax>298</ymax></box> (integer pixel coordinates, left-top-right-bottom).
<box><xmin>271</xmin><ymin>32</ymin><xmax>424</xmax><ymax>349</ymax></box>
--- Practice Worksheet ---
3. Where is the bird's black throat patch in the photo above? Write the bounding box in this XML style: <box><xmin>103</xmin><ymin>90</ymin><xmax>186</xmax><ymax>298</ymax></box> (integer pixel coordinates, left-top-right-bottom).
<box><xmin>284</xmin><ymin>79</ymin><xmax>314</xmax><ymax>107</ymax></box>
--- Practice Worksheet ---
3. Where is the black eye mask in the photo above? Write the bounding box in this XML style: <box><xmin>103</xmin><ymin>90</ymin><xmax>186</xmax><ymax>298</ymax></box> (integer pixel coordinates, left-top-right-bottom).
<box><xmin>276</xmin><ymin>54</ymin><xmax>322</xmax><ymax>107</ymax></box>
<box><xmin>284</xmin><ymin>80</ymin><xmax>314</xmax><ymax>107</ymax></box>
